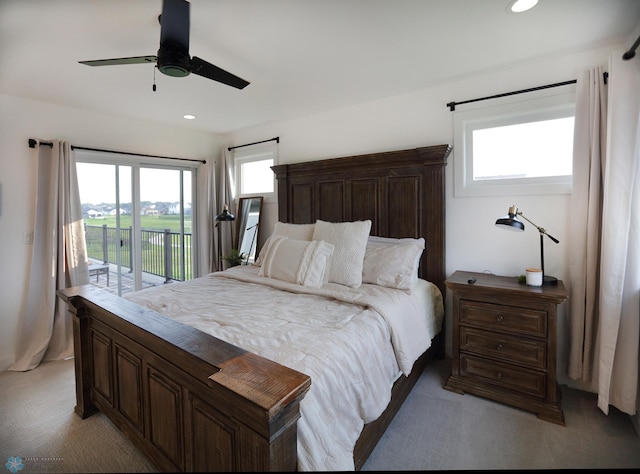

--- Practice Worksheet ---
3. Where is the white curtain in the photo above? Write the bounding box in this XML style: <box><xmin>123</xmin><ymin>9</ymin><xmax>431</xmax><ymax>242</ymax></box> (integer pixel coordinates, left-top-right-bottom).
<box><xmin>567</xmin><ymin>66</ymin><xmax>607</xmax><ymax>381</ymax></box>
<box><xmin>202</xmin><ymin>157</ymin><xmax>218</xmax><ymax>273</ymax></box>
<box><xmin>216</xmin><ymin>147</ymin><xmax>236</xmax><ymax>269</ymax></box>
<box><xmin>202</xmin><ymin>147</ymin><xmax>237</xmax><ymax>274</ymax></box>
<box><xmin>206</xmin><ymin>147</ymin><xmax>236</xmax><ymax>272</ymax></box>
<box><xmin>9</xmin><ymin>141</ymin><xmax>89</xmax><ymax>371</ymax></box>
<box><xmin>593</xmin><ymin>51</ymin><xmax>640</xmax><ymax>415</ymax></box>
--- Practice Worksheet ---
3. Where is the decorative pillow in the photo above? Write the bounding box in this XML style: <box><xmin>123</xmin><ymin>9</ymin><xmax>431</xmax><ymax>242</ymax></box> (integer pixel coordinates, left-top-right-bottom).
<box><xmin>362</xmin><ymin>241</ymin><xmax>424</xmax><ymax>291</ymax></box>
<box><xmin>258</xmin><ymin>236</ymin><xmax>334</xmax><ymax>288</ymax></box>
<box><xmin>254</xmin><ymin>222</ymin><xmax>316</xmax><ymax>266</ymax></box>
<box><xmin>312</xmin><ymin>219</ymin><xmax>371</xmax><ymax>288</ymax></box>
<box><xmin>366</xmin><ymin>235</ymin><xmax>426</xmax><ymax>249</ymax></box>
<box><xmin>272</xmin><ymin>222</ymin><xmax>316</xmax><ymax>240</ymax></box>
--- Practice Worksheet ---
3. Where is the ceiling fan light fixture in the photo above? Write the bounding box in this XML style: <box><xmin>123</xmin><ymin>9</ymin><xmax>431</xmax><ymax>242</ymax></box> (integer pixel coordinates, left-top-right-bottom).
<box><xmin>157</xmin><ymin>48</ymin><xmax>190</xmax><ymax>77</ymax></box>
<box><xmin>159</xmin><ymin>65</ymin><xmax>189</xmax><ymax>77</ymax></box>
<box><xmin>507</xmin><ymin>0</ymin><xmax>539</xmax><ymax>13</ymax></box>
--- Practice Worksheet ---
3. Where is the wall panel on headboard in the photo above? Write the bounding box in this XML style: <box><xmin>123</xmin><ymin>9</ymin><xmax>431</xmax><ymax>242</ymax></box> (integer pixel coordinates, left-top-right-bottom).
<box><xmin>272</xmin><ymin>144</ymin><xmax>451</xmax><ymax>293</ymax></box>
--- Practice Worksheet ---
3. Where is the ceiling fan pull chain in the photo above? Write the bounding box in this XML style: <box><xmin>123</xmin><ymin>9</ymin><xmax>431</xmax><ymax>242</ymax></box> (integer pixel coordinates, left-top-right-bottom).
<box><xmin>153</xmin><ymin>66</ymin><xmax>157</xmax><ymax>92</ymax></box>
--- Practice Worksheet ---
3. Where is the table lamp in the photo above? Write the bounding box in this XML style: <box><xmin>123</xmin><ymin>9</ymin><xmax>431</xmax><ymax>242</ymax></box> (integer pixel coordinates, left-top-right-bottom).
<box><xmin>495</xmin><ymin>205</ymin><xmax>559</xmax><ymax>285</ymax></box>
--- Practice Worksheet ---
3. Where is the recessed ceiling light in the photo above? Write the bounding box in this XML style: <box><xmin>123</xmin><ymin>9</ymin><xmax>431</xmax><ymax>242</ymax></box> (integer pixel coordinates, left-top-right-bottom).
<box><xmin>183</xmin><ymin>114</ymin><xmax>196</xmax><ymax>120</ymax></box>
<box><xmin>507</xmin><ymin>0</ymin><xmax>539</xmax><ymax>13</ymax></box>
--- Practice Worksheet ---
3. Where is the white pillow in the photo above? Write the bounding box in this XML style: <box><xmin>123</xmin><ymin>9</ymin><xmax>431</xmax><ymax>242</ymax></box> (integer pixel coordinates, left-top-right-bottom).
<box><xmin>312</xmin><ymin>219</ymin><xmax>371</xmax><ymax>288</ymax></box>
<box><xmin>272</xmin><ymin>222</ymin><xmax>316</xmax><ymax>240</ymax></box>
<box><xmin>258</xmin><ymin>236</ymin><xmax>334</xmax><ymax>288</ymax></box>
<box><xmin>362</xmin><ymin>242</ymin><xmax>424</xmax><ymax>291</ymax></box>
<box><xmin>367</xmin><ymin>235</ymin><xmax>426</xmax><ymax>249</ymax></box>
<box><xmin>254</xmin><ymin>222</ymin><xmax>316</xmax><ymax>266</ymax></box>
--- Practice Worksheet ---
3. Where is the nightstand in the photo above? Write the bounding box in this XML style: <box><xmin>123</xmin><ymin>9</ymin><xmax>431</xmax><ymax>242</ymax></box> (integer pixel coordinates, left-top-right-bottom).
<box><xmin>444</xmin><ymin>270</ymin><xmax>568</xmax><ymax>425</ymax></box>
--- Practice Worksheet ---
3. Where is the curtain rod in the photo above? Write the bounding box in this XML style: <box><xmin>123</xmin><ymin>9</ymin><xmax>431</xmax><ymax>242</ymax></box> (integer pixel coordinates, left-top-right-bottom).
<box><xmin>623</xmin><ymin>34</ymin><xmax>640</xmax><ymax>60</ymax></box>
<box><xmin>228</xmin><ymin>136</ymin><xmax>279</xmax><ymax>151</ymax></box>
<box><xmin>28</xmin><ymin>139</ymin><xmax>206</xmax><ymax>164</ymax></box>
<box><xmin>447</xmin><ymin>79</ymin><xmax>580</xmax><ymax>111</ymax></box>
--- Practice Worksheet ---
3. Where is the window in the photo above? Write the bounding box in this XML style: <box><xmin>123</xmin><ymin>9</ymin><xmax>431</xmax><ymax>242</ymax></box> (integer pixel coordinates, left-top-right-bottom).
<box><xmin>453</xmin><ymin>91</ymin><xmax>575</xmax><ymax>197</ymax></box>
<box><xmin>233</xmin><ymin>143</ymin><xmax>278</xmax><ymax>200</ymax></box>
<box><xmin>76</xmin><ymin>151</ymin><xmax>198</xmax><ymax>295</ymax></box>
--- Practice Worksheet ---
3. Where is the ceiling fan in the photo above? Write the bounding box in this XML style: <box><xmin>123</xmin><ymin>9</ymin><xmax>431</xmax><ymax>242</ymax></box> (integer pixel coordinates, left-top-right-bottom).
<box><xmin>79</xmin><ymin>0</ymin><xmax>249</xmax><ymax>89</ymax></box>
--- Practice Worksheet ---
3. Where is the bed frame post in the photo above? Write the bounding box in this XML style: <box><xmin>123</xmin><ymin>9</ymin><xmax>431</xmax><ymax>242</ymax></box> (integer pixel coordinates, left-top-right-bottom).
<box><xmin>68</xmin><ymin>297</ymin><xmax>98</xmax><ymax>419</ymax></box>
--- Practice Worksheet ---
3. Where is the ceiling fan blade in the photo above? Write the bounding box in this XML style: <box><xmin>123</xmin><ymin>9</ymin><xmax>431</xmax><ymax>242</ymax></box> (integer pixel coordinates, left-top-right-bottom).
<box><xmin>79</xmin><ymin>56</ymin><xmax>157</xmax><ymax>67</ymax></box>
<box><xmin>160</xmin><ymin>0</ymin><xmax>190</xmax><ymax>53</ymax></box>
<box><xmin>191</xmin><ymin>56</ymin><xmax>250</xmax><ymax>89</ymax></box>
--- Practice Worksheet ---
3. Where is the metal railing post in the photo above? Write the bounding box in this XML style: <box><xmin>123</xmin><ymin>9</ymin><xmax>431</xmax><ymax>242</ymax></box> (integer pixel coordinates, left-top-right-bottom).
<box><xmin>163</xmin><ymin>228</ymin><xmax>172</xmax><ymax>283</ymax></box>
<box><xmin>128</xmin><ymin>226</ymin><xmax>133</xmax><ymax>273</ymax></box>
<box><xmin>102</xmin><ymin>224</ymin><xmax>108</xmax><ymax>264</ymax></box>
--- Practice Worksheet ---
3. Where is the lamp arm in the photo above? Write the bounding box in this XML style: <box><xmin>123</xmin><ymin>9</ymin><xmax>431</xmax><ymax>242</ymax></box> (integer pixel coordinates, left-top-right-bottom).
<box><xmin>517</xmin><ymin>211</ymin><xmax>559</xmax><ymax>244</ymax></box>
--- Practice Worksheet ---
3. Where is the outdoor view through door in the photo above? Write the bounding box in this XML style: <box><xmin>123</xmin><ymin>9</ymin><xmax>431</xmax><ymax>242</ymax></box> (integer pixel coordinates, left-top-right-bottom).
<box><xmin>76</xmin><ymin>158</ymin><xmax>194</xmax><ymax>296</ymax></box>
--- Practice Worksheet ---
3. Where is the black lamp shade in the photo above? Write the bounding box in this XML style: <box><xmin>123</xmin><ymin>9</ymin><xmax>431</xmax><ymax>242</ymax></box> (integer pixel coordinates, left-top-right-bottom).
<box><xmin>495</xmin><ymin>215</ymin><xmax>525</xmax><ymax>231</ymax></box>
<box><xmin>215</xmin><ymin>207</ymin><xmax>235</xmax><ymax>221</ymax></box>
<box><xmin>495</xmin><ymin>206</ymin><xmax>524</xmax><ymax>231</ymax></box>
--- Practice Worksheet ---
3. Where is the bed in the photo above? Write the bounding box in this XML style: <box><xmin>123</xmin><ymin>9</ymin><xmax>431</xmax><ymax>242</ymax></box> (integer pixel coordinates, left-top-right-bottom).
<box><xmin>58</xmin><ymin>143</ymin><xmax>451</xmax><ymax>471</ymax></box>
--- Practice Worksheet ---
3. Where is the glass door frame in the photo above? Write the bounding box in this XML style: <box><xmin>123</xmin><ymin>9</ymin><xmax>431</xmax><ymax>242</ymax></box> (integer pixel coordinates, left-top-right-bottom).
<box><xmin>75</xmin><ymin>150</ymin><xmax>200</xmax><ymax>294</ymax></box>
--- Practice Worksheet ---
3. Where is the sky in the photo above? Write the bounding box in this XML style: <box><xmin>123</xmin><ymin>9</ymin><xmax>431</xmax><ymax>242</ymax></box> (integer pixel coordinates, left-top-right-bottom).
<box><xmin>76</xmin><ymin>163</ymin><xmax>192</xmax><ymax>205</ymax></box>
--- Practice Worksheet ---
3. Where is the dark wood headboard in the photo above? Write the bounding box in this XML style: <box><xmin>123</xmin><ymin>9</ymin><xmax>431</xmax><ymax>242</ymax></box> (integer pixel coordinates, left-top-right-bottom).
<box><xmin>272</xmin><ymin>144</ymin><xmax>451</xmax><ymax>294</ymax></box>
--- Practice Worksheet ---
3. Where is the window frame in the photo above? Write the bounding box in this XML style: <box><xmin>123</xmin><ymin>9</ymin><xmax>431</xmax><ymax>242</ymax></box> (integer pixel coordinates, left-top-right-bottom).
<box><xmin>453</xmin><ymin>90</ymin><xmax>575</xmax><ymax>197</ymax></box>
<box><xmin>233</xmin><ymin>143</ymin><xmax>278</xmax><ymax>202</ymax></box>
<box><xmin>75</xmin><ymin>150</ymin><xmax>200</xmax><ymax>291</ymax></box>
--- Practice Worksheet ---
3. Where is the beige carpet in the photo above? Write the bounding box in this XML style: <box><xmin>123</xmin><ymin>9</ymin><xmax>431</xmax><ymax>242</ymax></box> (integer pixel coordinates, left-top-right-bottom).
<box><xmin>0</xmin><ymin>358</ymin><xmax>156</xmax><ymax>473</ymax></box>
<box><xmin>1</xmin><ymin>357</ymin><xmax>639</xmax><ymax>472</ymax></box>
<box><xmin>362</xmin><ymin>358</ymin><xmax>640</xmax><ymax>470</ymax></box>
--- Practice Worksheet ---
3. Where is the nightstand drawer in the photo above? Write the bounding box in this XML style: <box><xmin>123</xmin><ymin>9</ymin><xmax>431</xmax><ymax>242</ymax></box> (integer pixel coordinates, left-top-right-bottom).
<box><xmin>460</xmin><ymin>327</ymin><xmax>546</xmax><ymax>370</ymax></box>
<box><xmin>460</xmin><ymin>354</ymin><xmax>546</xmax><ymax>398</ymax></box>
<box><xmin>460</xmin><ymin>300</ymin><xmax>547</xmax><ymax>337</ymax></box>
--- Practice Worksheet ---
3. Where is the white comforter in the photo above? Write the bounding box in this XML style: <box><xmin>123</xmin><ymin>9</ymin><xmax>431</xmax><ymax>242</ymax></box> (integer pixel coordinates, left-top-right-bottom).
<box><xmin>125</xmin><ymin>265</ymin><xmax>443</xmax><ymax>471</ymax></box>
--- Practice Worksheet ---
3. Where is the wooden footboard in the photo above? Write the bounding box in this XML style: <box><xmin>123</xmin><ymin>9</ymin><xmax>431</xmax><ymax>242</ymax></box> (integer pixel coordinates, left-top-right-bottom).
<box><xmin>58</xmin><ymin>285</ymin><xmax>311</xmax><ymax>472</ymax></box>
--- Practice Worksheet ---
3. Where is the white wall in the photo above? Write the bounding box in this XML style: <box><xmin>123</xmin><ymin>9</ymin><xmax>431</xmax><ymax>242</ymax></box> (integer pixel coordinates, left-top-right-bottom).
<box><xmin>0</xmin><ymin>94</ymin><xmax>223</xmax><ymax>370</ymax></box>
<box><xmin>228</xmin><ymin>45</ymin><xmax>618</xmax><ymax>390</ymax></box>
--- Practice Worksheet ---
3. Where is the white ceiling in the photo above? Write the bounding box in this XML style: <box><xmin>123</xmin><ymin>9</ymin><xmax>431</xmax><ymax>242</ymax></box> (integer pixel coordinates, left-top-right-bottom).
<box><xmin>1</xmin><ymin>0</ymin><xmax>639</xmax><ymax>134</ymax></box>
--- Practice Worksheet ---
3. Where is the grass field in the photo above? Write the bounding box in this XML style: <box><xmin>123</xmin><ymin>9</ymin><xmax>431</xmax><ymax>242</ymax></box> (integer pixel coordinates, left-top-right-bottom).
<box><xmin>85</xmin><ymin>214</ymin><xmax>192</xmax><ymax>233</ymax></box>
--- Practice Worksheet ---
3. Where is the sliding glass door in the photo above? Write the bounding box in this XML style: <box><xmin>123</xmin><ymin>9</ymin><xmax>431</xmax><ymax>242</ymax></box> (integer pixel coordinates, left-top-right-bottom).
<box><xmin>76</xmin><ymin>162</ymin><xmax>134</xmax><ymax>296</ymax></box>
<box><xmin>138</xmin><ymin>167</ymin><xmax>193</xmax><ymax>286</ymax></box>
<box><xmin>76</xmin><ymin>153</ymin><xmax>196</xmax><ymax>296</ymax></box>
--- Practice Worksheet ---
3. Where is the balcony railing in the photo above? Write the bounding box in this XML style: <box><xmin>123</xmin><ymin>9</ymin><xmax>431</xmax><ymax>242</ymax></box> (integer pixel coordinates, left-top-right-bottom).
<box><xmin>85</xmin><ymin>224</ymin><xmax>193</xmax><ymax>282</ymax></box>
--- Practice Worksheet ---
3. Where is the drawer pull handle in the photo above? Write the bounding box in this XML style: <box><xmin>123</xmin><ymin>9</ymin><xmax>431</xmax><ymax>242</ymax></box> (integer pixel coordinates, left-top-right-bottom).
<box><xmin>496</xmin><ymin>371</ymin><xmax>504</xmax><ymax>379</ymax></box>
<box><xmin>496</xmin><ymin>343</ymin><xmax>503</xmax><ymax>351</ymax></box>
<box><xmin>496</xmin><ymin>314</ymin><xmax>504</xmax><ymax>322</ymax></box>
